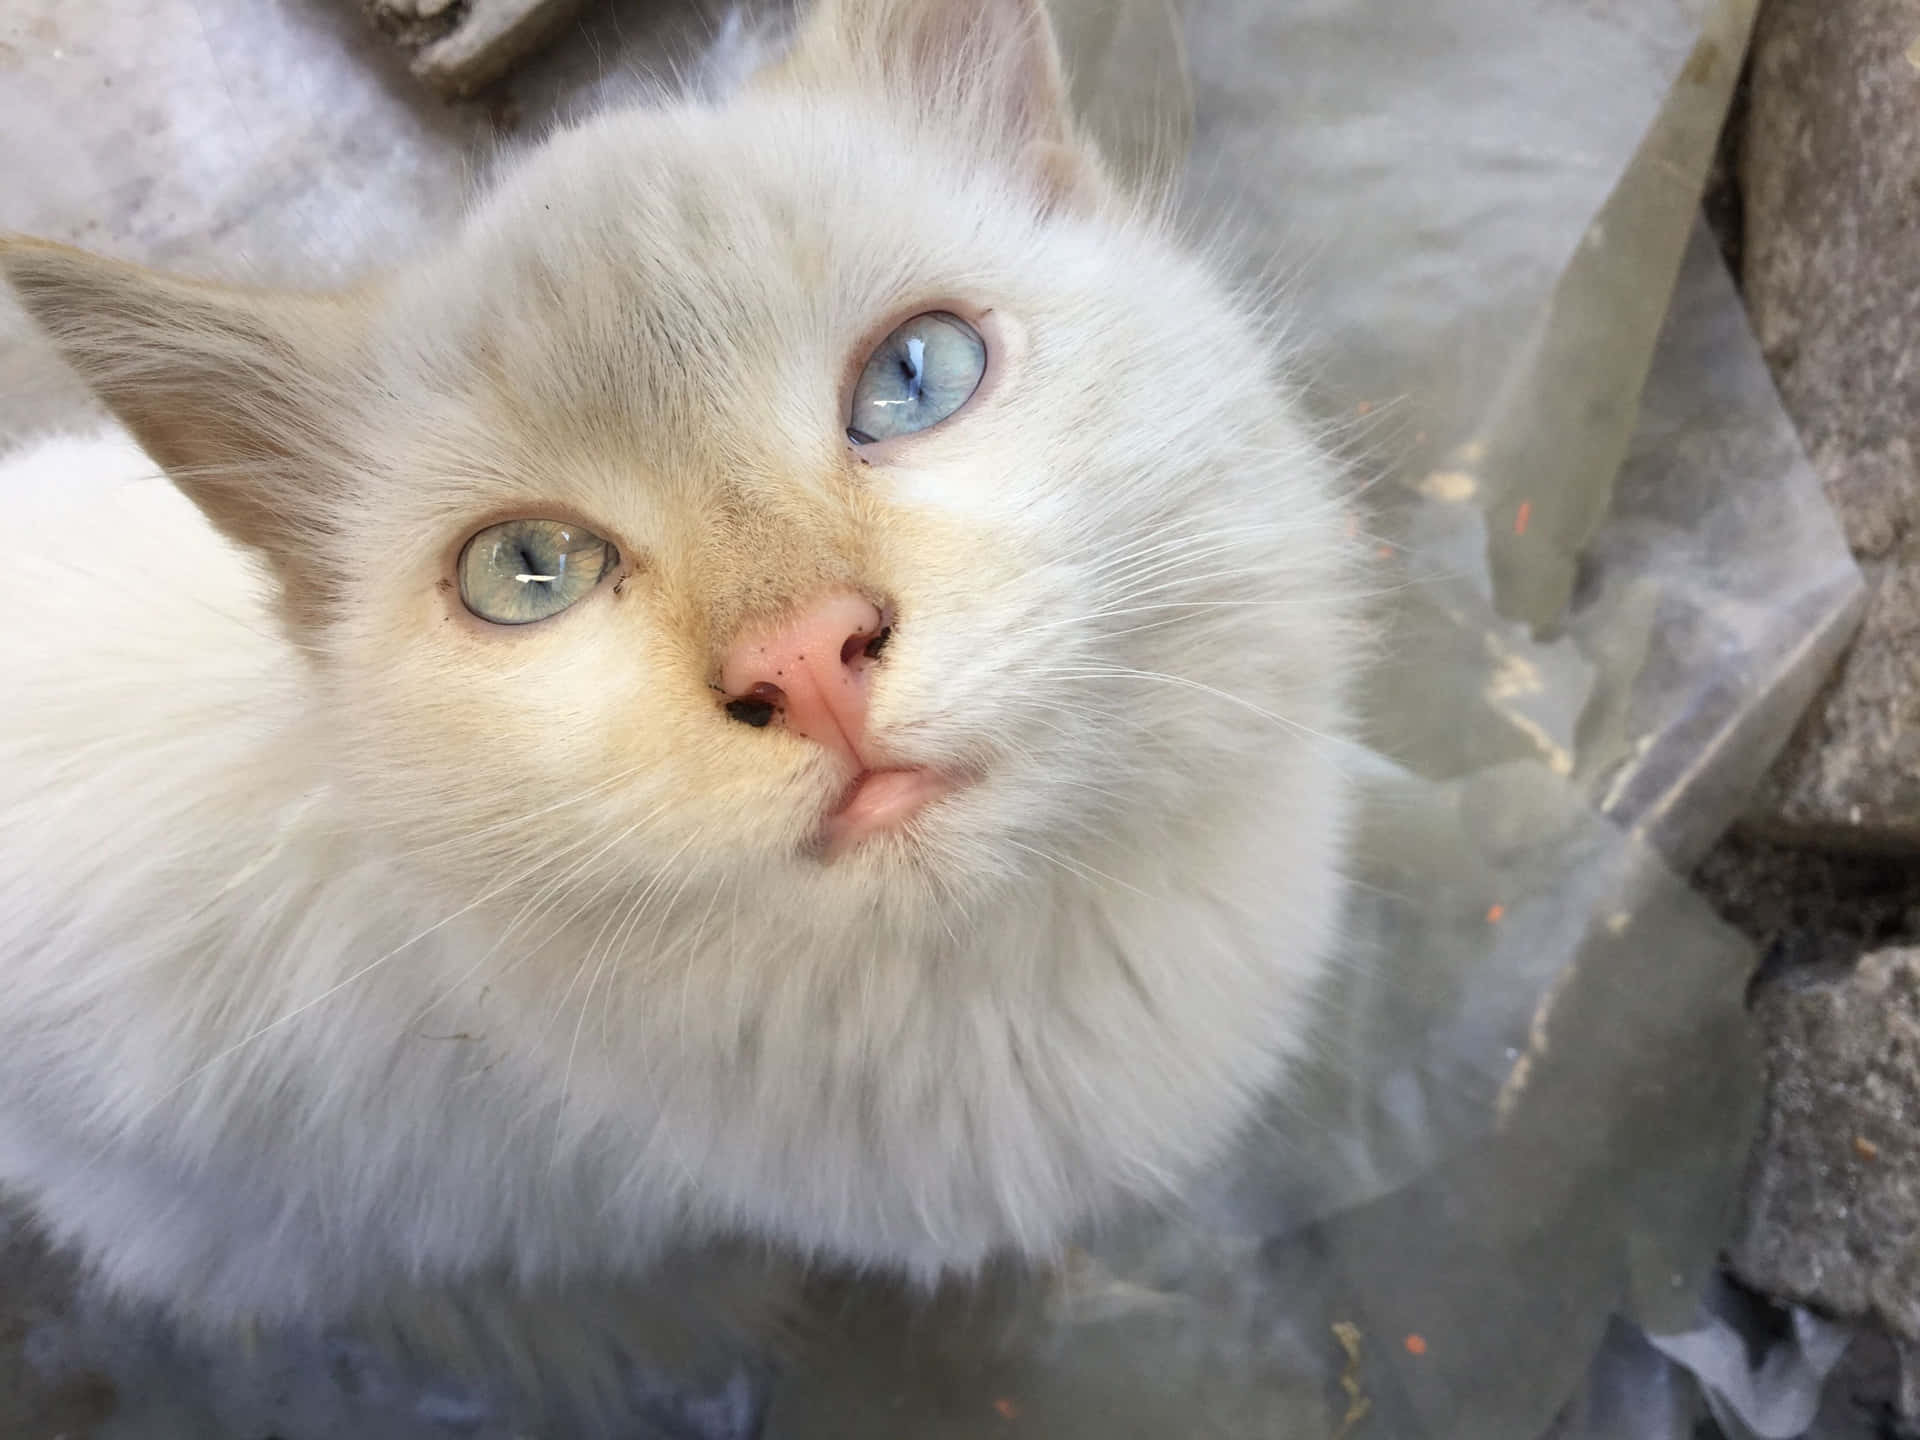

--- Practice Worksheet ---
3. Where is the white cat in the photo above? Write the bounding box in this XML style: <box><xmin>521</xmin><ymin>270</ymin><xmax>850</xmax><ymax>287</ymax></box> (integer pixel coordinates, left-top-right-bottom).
<box><xmin>0</xmin><ymin>0</ymin><xmax>1357</xmax><ymax>1333</ymax></box>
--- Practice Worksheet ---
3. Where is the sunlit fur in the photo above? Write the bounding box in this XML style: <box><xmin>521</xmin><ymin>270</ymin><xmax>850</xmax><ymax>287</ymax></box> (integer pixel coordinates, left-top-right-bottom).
<box><xmin>0</xmin><ymin>0</ymin><xmax>1359</xmax><ymax>1332</ymax></box>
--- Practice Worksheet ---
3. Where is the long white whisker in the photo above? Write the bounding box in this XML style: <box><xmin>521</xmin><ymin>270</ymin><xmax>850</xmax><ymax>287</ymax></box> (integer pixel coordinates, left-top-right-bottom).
<box><xmin>1000</xmin><ymin>837</ymin><xmax>1152</xmax><ymax>900</ymax></box>
<box><xmin>410</xmin><ymin>804</ymin><xmax>670</xmax><ymax>1028</ymax></box>
<box><xmin>97</xmin><ymin>823</ymin><xmax>639</xmax><ymax>1167</ymax></box>
<box><xmin>555</xmin><ymin>828</ymin><xmax>705</xmax><ymax>1159</ymax></box>
<box><xmin>1039</xmin><ymin>664</ymin><xmax>1355</xmax><ymax>751</ymax></box>
<box><xmin>321</xmin><ymin>759</ymin><xmax>653</xmax><ymax>852</ymax></box>
<box><xmin>1009</xmin><ymin>585</ymin><xmax>1416</xmax><ymax>640</ymax></box>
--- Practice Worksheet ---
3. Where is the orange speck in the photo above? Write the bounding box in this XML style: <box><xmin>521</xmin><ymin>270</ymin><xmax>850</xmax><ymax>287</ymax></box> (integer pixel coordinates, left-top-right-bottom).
<box><xmin>1404</xmin><ymin>1333</ymin><xmax>1428</xmax><ymax>1357</ymax></box>
<box><xmin>1485</xmin><ymin>903</ymin><xmax>1506</xmax><ymax>924</ymax></box>
<box><xmin>1855</xmin><ymin>1135</ymin><xmax>1881</xmax><ymax>1161</ymax></box>
<box><xmin>1513</xmin><ymin>500</ymin><xmax>1532</xmax><ymax>536</ymax></box>
<box><xmin>993</xmin><ymin>1397</ymin><xmax>1020</xmax><ymax>1421</ymax></box>
<box><xmin>1354</xmin><ymin>400</ymin><xmax>1373</xmax><ymax>416</ymax></box>
<box><xmin>1376</xmin><ymin>544</ymin><xmax>1394</xmax><ymax>559</ymax></box>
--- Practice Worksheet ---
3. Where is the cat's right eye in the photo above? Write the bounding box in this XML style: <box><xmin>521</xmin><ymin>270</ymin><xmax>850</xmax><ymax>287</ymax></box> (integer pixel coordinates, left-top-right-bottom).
<box><xmin>847</xmin><ymin>312</ymin><xmax>987</xmax><ymax>444</ymax></box>
<box><xmin>458</xmin><ymin>519</ymin><xmax>617</xmax><ymax>626</ymax></box>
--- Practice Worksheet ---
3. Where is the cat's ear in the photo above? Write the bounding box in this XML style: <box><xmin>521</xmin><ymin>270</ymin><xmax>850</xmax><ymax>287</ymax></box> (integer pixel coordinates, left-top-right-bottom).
<box><xmin>764</xmin><ymin>0</ymin><xmax>1106</xmax><ymax>212</ymax></box>
<box><xmin>1</xmin><ymin>237</ymin><xmax>360</xmax><ymax>564</ymax></box>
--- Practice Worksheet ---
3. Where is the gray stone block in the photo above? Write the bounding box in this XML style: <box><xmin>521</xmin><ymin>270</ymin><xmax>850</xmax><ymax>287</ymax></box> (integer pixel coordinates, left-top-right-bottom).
<box><xmin>1733</xmin><ymin>947</ymin><xmax>1920</xmax><ymax>1340</ymax></box>
<box><xmin>1740</xmin><ymin>0</ymin><xmax>1920</xmax><ymax>851</ymax></box>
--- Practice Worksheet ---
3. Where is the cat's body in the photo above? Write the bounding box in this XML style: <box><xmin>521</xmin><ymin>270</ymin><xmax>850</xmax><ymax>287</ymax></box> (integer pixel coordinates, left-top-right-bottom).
<box><xmin>0</xmin><ymin>0</ymin><xmax>1356</xmax><ymax>1334</ymax></box>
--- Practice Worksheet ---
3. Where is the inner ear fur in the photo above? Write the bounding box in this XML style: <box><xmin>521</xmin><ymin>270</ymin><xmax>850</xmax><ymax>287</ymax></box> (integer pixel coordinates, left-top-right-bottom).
<box><xmin>2</xmin><ymin>236</ymin><xmax>365</xmax><ymax>588</ymax></box>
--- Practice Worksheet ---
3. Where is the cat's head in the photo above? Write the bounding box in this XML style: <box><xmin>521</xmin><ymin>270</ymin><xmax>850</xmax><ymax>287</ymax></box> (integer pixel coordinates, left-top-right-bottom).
<box><xmin>3</xmin><ymin>0</ymin><xmax>1354</xmax><ymax>946</ymax></box>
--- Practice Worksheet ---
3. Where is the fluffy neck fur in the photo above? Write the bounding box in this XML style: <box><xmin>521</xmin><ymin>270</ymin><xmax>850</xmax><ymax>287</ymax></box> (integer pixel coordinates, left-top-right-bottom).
<box><xmin>0</xmin><ymin>0</ymin><xmax>1356</xmax><ymax>1335</ymax></box>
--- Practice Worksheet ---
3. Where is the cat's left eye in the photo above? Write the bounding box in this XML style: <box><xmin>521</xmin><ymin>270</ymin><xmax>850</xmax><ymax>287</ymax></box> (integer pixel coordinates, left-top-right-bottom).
<box><xmin>847</xmin><ymin>312</ymin><xmax>987</xmax><ymax>445</ymax></box>
<box><xmin>458</xmin><ymin>519</ymin><xmax>617</xmax><ymax>626</ymax></box>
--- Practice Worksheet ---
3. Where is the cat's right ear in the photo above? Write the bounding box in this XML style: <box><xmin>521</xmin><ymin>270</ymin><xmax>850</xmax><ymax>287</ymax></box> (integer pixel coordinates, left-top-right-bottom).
<box><xmin>1</xmin><ymin>237</ymin><xmax>361</xmax><ymax>567</ymax></box>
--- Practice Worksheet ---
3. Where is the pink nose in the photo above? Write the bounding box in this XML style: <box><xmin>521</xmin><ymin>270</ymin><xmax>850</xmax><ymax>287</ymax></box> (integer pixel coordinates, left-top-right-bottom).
<box><xmin>720</xmin><ymin>590</ymin><xmax>889</xmax><ymax>769</ymax></box>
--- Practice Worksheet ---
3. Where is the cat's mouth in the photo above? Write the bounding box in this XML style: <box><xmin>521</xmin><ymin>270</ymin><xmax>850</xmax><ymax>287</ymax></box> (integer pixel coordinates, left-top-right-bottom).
<box><xmin>821</xmin><ymin>768</ymin><xmax>957</xmax><ymax>859</ymax></box>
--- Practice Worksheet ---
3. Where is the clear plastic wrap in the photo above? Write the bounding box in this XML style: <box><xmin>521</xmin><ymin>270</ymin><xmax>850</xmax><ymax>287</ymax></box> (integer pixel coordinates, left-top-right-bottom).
<box><xmin>762</xmin><ymin>2</ymin><xmax>1867</xmax><ymax>1435</ymax></box>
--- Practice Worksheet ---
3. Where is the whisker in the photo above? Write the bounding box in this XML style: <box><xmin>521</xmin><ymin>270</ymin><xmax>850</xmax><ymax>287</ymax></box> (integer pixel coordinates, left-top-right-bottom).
<box><xmin>408</xmin><ymin>805</ymin><xmax>667</xmax><ymax>1029</ymax></box>
<box><xmin>1000</xmin><ymin>837</ymin><xmax>1152</xmax><ymax>900</ymax></box>
<box><xmin>667</xmin><ymin>870</ymin><xmax>728</xmax><ymax>1053</ymax></box>
<box><xmin>555</xmin><ymin>827</ymin><xmax>705</xmax><ymax>1158</ymax></box>
<box><xmin>476</xmin><ymin>805</ymin><xmax>685</xmax><ymax>1016</ymax></box>
<box><xmin>1008</xmin><ymin>582</ymin><xmax>1425</xmax><ymax>640</ymax></box>
<box><xmin>1012</xmin><ymin>663</ymin><xmax>1359</xmax><ymax>753</ymax></box>
<box><xmin>320</xmin><ymin>759</ymin><xmax>654</xmax><ymax>851</ymax></box>
<box><xmin>92</xmin><ymin>818</ymin><xmax>645</xmax><ymax>1171</ymax></box>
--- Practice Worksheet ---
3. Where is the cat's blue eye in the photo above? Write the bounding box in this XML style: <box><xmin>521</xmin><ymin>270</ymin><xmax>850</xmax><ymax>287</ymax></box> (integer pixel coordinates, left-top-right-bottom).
<box><xmin>847</xmin><ymin>312</ymin><xmax>986</xmax><ymax>444</ymax></box>
<box><xmin>458</xmin><ymin>519</ymin><xmax>617</xmax><ymax>625</ymax></box>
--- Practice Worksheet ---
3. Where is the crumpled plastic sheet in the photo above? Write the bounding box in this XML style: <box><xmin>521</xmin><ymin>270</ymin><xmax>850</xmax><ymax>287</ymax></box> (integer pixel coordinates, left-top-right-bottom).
<box><xmin>1649</xmin><ymin>1286</ymin><xmax>1851</xmax><ymax>1440</ymax></box>
<box><xmin>1544</xmin><ymin>1277</ymin><xmax>1867</xmax><ymax>1440</ymax></box>
<box><xmin>761</xmin><ymin>0</ymin><xmax>1867</xmax><ymax>1435</ymax></box>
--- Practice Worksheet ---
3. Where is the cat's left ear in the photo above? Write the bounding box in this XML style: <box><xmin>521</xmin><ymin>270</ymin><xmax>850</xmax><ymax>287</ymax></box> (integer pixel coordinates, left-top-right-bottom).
<box><xmin>763</xmin><ymin>0</ymin><xmax>1107</xmax><ymax>213</ymax></box>
<box><xmin>1</xmin><ymin>237</ymin><xmax>360</xmax><ymax>578</ymax></box>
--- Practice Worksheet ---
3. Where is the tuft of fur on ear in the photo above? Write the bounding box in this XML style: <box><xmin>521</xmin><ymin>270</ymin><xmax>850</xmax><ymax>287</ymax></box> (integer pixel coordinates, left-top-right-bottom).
<box><xmin>760</xmin><ymin>0</ymin><xmax>1108</xmax><ymax>212</ymax></box>
<box><xmin>1</xmin><ymin>237</ymin><xmax>361</xmax><ymax>580</ymax></box>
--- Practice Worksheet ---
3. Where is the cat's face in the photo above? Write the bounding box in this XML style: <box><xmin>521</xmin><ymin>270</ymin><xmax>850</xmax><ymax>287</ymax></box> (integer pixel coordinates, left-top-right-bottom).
<box><xmin>6</xmin><ymin>0</ymin><xmax>1355</xmax><ymax>948</ymax></box>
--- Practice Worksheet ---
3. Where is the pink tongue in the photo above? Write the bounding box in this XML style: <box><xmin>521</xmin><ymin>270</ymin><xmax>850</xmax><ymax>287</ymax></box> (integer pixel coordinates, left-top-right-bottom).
<box><xmin>823</xmin><ymin>769</ymin><xmax>952</xmax><ymax>858</ymax></box>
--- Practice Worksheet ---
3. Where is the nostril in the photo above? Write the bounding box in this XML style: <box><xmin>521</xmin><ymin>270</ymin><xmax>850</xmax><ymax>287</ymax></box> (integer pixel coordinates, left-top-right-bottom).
<box><xmin>841</xmin><ymin>623</ymin><xmax>890</xmax><ymax>668</ymax></box>
<box><xmin>725</xmin><ymin>683</ymin><xmax>783</xmax><ymax>728</ymax></box>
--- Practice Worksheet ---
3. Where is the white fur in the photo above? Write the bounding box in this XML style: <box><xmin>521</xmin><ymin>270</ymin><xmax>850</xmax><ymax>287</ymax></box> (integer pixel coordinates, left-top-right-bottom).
<box><xmin>0</xmin><ymin>4</ymin><xmax>1358</xmax><ymax>1333</ymax></box>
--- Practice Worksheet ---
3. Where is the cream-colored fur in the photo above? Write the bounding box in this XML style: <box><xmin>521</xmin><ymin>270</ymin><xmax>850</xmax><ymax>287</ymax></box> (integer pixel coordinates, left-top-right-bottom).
<box><xmin>0</xmin><ymin>0</ymin><xmax>1358</xmax><ymax>1332</ymax></box>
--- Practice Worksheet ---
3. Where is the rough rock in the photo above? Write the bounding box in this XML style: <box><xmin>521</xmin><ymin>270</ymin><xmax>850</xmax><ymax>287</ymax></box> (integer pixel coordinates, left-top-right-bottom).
<box><xmin>359</xmin><ymin>0</ymin><xmax>590</xmax><ymax>97</ymax></box>
<box><xmin>1750</xmin><ymin>564</ymin><xmax>1920</xmax><ymax>850</ymax></box>
<box><xmin>1738</xmin><ymin>0</ymin><xmax>1920</xmax><ymax>851</ymax></box>
<box><xmin>1731</xmin><ymin>947</ymin><xmax>1920</xmax><ymax>1340</ymax></box>
<box><xmin>1693</xmin><ymin>829</ymin><xmax>1920</xmax><ymax>974</ymax></box>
